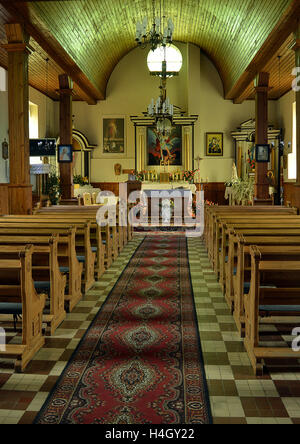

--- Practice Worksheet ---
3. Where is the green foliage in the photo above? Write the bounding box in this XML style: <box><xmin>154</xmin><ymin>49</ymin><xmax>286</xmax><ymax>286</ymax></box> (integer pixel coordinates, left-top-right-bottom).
<box><xmin>231</xmin><ymin>176</ymin><xmax>255</xmax><ymax>205</ymax></box>
<box><xmin>45</xmin><ymin>173</ymin><xmax>61</xmax><ymax>205</ymax></box>
<box><xmin>73</xmin><ymin>175</ymin><xmax>89</xmax><ymax>186</ymax></box>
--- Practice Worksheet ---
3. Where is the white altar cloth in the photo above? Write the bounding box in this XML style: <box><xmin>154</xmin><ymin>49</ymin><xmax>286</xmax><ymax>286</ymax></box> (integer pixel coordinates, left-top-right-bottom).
<box><xmin>142</xmin><ymin>181</ymin><xmax>197</xmax><ymax>194</ymax></box>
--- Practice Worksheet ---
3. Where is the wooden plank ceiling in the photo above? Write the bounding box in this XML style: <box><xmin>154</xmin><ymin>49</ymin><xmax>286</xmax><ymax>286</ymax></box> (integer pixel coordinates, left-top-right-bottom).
<box><xmin>0</xmin><ymin>0</ymin><xmax>299</xmax><ymax>102</ymax></box>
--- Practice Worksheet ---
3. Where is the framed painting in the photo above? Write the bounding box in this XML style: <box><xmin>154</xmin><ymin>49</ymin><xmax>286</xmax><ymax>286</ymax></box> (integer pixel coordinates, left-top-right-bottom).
<box><xmin>256</xmin><ymin>144</ymin><xmax>270</xmax><ymax>163</ymax></box>
<box><xmin>206</xmin><ymin>133</ymin><xmax>223</xmax><ymax>157</ymax></box>
<box><xmin>147</xmin><ymin>125</ymin><xmax>182</xmax><ymax>166</ymax></box>
<box><xmin>58</xmin><ymin>144</ymin><xmax>73</xmax><ymax>163</ymax></box>
<box><xmin>102</xmin><ymin>117</ymin><xmax>126</xmax><ymax>156</ymax></box>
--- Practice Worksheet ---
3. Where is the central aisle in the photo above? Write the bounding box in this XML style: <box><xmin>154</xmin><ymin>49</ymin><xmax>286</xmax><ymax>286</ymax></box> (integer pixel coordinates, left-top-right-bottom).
<box><xmin>35</xmin><ymin>234</ymin><xmax>212</xmax><ymax>424</ymax></box>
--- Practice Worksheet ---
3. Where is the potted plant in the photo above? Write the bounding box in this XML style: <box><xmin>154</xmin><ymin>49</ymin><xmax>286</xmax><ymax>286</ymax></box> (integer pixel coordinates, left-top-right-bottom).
<box><xmin>45</xmin><ymin>173</ymin><xmax>61</xmax><ymax>205</ymax></box>
<box><xmin>73</xmin><ymin>175</ymin><xmax>89</xmax><ymax>188</ymax></box>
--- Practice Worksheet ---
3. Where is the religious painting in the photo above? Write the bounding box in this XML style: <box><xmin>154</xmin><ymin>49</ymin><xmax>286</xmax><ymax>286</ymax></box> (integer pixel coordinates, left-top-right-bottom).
<box><xmin>206</xmin><ymin>133</ymin><xmax>223</xmax><ymax>157</ymax></box>
<box><xmin>102</xmin><ymin>117</ymin><xmax>125</xmax><ymax>155</ymax></box>
<box><xmin>147</xmin><ymin>125</ymin><xmax>182</xmax><ymax>166</ymax></box>
<box><xmin>256</xmin><ymin>144</ymin><xmax>270</xmax><ymax>162</ymax></box>
<box><xmin>58</xmin><ymin>144</ymin><xmax>73</xmax><ymax>163</ymax></box>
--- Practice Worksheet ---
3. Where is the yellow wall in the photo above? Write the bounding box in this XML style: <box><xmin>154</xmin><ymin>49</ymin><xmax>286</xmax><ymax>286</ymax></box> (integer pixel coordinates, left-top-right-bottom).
<box><xmin>277</xmin><ymin>90</ymin><xmax>296</xmax><ymax>182</ymax></box>
<box><xmin>0</xmin><ymin>84</ymin><xmax>57</xmax><ymax>183</ymax></box>
<box><xmin>71</xmin><ymin>43</ymin><xmax>278</xmax><ymax>183</ymax></box>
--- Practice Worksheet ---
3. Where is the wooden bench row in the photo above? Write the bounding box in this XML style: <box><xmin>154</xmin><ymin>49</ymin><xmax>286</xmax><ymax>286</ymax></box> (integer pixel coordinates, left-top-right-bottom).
<box><xmin>0</xmin><ymin>204</ymin><xmax>135</xmax><ymax>371</ymax></box>
<box><xmin>204</xmin><ymin>204</ymin><xmax>300</xmax><ymax>374</ymax></box>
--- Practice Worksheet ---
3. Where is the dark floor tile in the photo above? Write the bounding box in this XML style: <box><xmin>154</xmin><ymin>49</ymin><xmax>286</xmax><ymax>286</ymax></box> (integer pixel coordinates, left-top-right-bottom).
<box><xmin>0</xmin><ymin>391</ymin><xmax>35</xmax><ymax>410</ymax></box>
<box><xmin>208</xmin><ymin>380</ymin><xmax>238</xmax><ymax>397</ymax></box>
<box><xmin>24</xmin><ymin>360</ymin><xmax>56</xmax><ymax>375</ymax></box>
<box><xmin>0</xmin><ymin>374</ymin><xmax>11</xmax><ymax>389</ymax></box>
<box><xmin>231</xmin><ymin>365</ymin><xmax>271</xmax><ymax>380</ymax></box>
<box><xmin>60</xmin><ymin>320</ymin><xmax>83</xmax><ymax>329</ymax></box>
<box><xmin>199</xmin><ymin>332</ymin><xmax>223</xmax><ymax>341</ymax></box>
<box><xmin>203</xmin><ymin>352</ymin><xmax>230</xmax><ymax>366</ymax></box>
<box><xmin>39</xmin><ymin>376</ymin><xmax>59</xmax><ymax>392</ymax></box>
<box><xmin>225</xmin><ymin>341</ymin><xmax>246</xmax><ymax>353</ymax></box>
<box><xmin>43</xmin><ymin>338</ymin><xmax>72</xmax><ymax>349</ymax></box>
<box><xmin>18</xmin><ymin>411</ymin><xmax>38</xmax><ymax>424</ymax></box>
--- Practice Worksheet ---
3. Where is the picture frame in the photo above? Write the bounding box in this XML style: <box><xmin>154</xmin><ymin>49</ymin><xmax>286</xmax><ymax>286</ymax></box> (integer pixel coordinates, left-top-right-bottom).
<box><xmin>206</xmin><ymin>133</ymin><xmax>223</xmax><ymax>157</ymax></box>
<box><xmin>58</xmin><ymin>144</ymin><xmax>73</xmax><ymax>163</ymax></box>
<box><xmin>255</xmin><ymin>144</ymin><xmax>270</xmax><ymax>163</ymax></box>
<box><xmin>102</xmin><ymin>116</ymin><xmax>126</xmax><ymax>157</ymax></box>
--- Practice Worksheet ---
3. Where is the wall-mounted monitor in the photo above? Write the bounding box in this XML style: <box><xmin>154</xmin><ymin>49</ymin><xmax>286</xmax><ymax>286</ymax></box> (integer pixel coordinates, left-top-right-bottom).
<box><xmin>30</xmin><ymin>139</ymin><xmax>57</xmax><ymax>157</ymax></box>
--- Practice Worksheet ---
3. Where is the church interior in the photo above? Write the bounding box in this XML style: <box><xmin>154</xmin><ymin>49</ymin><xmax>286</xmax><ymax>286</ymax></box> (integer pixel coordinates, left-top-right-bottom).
<box><xmin>0</xmin><ymin>0</ymin><xmax>299</xmax><ymax>426</ymax></box>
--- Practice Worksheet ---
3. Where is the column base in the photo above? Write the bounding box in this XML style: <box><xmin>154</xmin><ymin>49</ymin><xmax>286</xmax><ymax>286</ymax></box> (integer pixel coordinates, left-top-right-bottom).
<box><xmin>9</xmin><ymin>184</ymin><xmax>32</xmax><ymax>214</ymax></box>
<box><xmin>253</xmin><ymin>198</ymin><xmax>273</xmax><ymax>206</ymax></box>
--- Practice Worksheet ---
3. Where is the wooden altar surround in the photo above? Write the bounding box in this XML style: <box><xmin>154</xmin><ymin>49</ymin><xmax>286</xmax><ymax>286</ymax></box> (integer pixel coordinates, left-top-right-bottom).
<box><xmin>1</xmin><ymin>24</ymin><xmax>32</xmax><ymax>214</ymax></box>
<box><xmin>254</xmin><ymin>72</ymin><xmax>272</xmax><ymax>204</ymax></box>
<box><xmin>58</xmin><ymin>74</ymin><xmax>74</xmax><ymax>200</ymax></box>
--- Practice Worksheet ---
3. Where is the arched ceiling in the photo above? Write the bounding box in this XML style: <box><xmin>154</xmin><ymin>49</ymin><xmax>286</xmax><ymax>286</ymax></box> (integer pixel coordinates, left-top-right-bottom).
<box><xmin>0</xmin><ymin>0</ymin><xmax>299</xmax><ymax>103</ymax></box>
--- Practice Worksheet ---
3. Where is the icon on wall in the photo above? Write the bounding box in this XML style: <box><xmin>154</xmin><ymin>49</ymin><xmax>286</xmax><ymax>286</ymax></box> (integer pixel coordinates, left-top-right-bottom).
<box><xmin>206</xmin><ymin>133</ymin><xmax>223</xmax><ymax>157</ymax></box>
<box><xmin>103</xmin><ymin>117</ymin><xmax>125</xmax><ymax>155</ymax></box>
<box><xmin>255</xmin><ymin>144</ymin><xmax>270</xmax><ymax>163</ymax></box>
<box><xmin>58</xmin><ymin>144</ymin><xmax>73</xmax><ymax>163</ymax></box>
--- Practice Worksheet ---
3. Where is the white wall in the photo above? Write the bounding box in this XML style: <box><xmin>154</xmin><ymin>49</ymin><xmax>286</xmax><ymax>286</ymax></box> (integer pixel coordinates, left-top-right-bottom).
<box><xmin>277</xmin><ymin>90</ymin><xmax>296</xmax><ymax>182</ymax></box>
<box><xmin>0</xmin><ymin>81</ymin><xmax>57</xmax><ymax>183</ymax></box>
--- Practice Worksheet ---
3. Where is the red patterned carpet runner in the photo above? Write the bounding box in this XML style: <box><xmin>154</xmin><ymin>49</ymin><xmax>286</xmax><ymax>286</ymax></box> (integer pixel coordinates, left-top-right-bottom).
<box><xmin>35</xmin><ymin>235</ymin><xmax>212</xmax><ymax>424</ymax></box>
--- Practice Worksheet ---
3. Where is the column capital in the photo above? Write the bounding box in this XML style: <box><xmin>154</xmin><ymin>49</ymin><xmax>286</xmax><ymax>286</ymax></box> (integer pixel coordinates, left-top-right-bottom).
<box><xmin>56</xmin><ymin>88</ymin><xmax>75</xmax><ymax>96</ymax></box>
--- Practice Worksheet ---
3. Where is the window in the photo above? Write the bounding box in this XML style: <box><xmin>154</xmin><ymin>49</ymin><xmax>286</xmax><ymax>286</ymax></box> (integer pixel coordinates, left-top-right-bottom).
<box><xmin>29</xmin><ymin>102</ymin><xmax>42</xmax><ymax>165</ymax></box>
<box><xmin>147</xmin><ymin>44</ymin><xmax>183</xmax><ymax>76</ymax></box>
<box><xmin>0</xmin><ymin>67</ymin><xmax>6</xmax><ymax>92</ymax></box>
<box><xmin>288</xmin><ymin>102</ymin><xmax>297</xmax><ymax>180</ymax></box>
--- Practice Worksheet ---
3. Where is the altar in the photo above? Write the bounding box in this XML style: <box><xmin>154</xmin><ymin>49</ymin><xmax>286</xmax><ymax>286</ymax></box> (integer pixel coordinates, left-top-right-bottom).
<box><xmin>141</xmin><ymin>181</ymin><xmax>197</xmax><ymax>194</ymax></box>
<box><xmin>140</xmin><ymin>181</ymin><xmax>196</xmax><ymax>222</ymax></box>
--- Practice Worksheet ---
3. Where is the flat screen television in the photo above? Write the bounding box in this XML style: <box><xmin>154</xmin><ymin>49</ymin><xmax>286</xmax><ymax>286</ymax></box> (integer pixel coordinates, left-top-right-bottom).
<box><xmin>30</xmin><ymin>139</ymin><xmax>57</xmax><ymax>157</ymax></box>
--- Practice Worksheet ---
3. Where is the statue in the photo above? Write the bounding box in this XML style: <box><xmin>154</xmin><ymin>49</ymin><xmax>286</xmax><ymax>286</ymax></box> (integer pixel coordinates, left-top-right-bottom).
<box><xmin>114</xmin><ymin>163</ymin><xmax>122</xmax><ymax>176</ymax></box>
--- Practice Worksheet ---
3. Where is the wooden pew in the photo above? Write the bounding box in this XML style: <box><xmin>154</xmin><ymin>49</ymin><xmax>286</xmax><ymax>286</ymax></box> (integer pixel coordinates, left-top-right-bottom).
<box><xmin>204</xmin><ymin>206</ymin><xmax>298</xmax><ymax>266</ymax></box>
<box><xmin>0</xmin><ymin>236</ymin><xmax>66</xmax><ymax>336</ymax></box>
<box><xmin>230</xmin><ymin>233</ymin><xmax>300</xmax><ymax>336</ymax></box>
<box><xmin>0</xmin><ymin>219</ymin><xmax>95</xmax><ymax>294</ymax></box>
<box><xmin>219</xmin><ymin>218</ymin><xmax>300</xmax><ymax>291</ymax></box>
<box><xmin>213</xmin><ymin>214</ymin><xmax>300</xmax><ymax>276</ymax></box>
<box><xmin>244</xmin><ymin>245</ymin><xmax>300</xmax><ymax>375</ymax></box>
<box><xmin>34</xmin><ymin>206</ymin><xmax>120</xmax><ymax>263</ymax></box>
<box><xmin>0</xmin><ymin>245</ymin><xmax>46</xmax><ymax>372</ymax></box>
<box><xmin>0</xmin><ymin>226</ymin><xmax>82</xmax><ymax>313</ymax></box>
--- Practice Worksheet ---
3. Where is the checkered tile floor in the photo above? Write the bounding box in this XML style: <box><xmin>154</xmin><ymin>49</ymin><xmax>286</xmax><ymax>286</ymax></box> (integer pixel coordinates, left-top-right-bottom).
<box><xmin>189</xmin><ymin>237</ymin><xmax>300</xmax><ymax>424</ymax></box>
<box><xmin>0</xmin><ymin>234</ymin><xmax>300</xmax><ymax>424</ymax></box>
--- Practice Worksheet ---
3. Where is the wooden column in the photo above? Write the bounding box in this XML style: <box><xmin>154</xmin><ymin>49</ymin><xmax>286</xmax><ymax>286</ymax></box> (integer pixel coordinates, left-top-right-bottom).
<box><xmin>1</xmin><ymin>24</ymin><xmax>32</xmax><ymax>214</ymax></box>
<box><xmin>58</xmin><ymin>74</ymin><xmax>74</xmax><ymax>200</ymax></box>
<box><xmin>293</xmin><ymin>24</ymin><xmax>300</xmax><ymax>187</ymax></box>
<box><xmin>254</xmin><ymin>72</ymin><xmax>272</xmax><ymax>205</ymax></box>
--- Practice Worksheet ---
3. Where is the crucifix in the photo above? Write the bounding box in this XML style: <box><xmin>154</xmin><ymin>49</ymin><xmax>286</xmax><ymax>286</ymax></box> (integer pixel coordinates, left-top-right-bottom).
<box><xmin>194</xmin><ymin>156</ymin><xmax>203</xmax><ymax>170</ymax></box>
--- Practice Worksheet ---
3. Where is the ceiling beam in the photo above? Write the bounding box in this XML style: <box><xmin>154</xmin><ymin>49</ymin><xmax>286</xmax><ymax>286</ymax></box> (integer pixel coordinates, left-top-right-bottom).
<box><xmin>0</xmin><ymin>0</ymin><xmax>104</xmax><ymax>104</ymax></box>
<box><xmin>226</xmin><ymin>0</ymin><xmax>300</xmax><ymax>103</ymax></box>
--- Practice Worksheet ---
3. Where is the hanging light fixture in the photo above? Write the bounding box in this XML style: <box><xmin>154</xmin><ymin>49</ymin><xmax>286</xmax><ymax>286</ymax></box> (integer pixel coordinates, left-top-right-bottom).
<box><xmin>135</xmin><ymin>0</ymin><xmax>174</xmax><ymax>52</ymax></box>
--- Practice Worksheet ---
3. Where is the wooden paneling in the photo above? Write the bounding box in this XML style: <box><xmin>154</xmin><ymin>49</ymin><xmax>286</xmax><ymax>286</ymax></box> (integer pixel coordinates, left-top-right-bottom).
<box><xmin>284</xmin><ymin>183</ymin><xmax>300</xmax><ymax>210</ymax></box>
<box><xmin>0</xmin><ymin>184</ymin><xmax>9</xmax><ymax>215</ymax></box>
<box><xmin>91</xmin><ymin>182</ymin><xmax>120</xmax><ymax>197</ymax></box>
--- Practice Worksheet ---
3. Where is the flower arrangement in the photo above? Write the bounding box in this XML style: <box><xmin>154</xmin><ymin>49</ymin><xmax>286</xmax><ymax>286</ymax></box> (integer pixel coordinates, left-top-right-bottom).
<box><xmin>73</xmin><ymin>175</ymin><xmax>89</xmax><ymax>186</ymax></box>
<box><xmin>135</xmin><ymin>171</ymin><xmax>145</xmax><ymax>182</ymax></box>
<box><xmin>247</xmin><ymin>158</ymin><xmax>256</xmax><ymax>171</ymax></box>
<box><xmin>231</xmin><ymin>176</ymin><xmax>255</xmax><ymax>205</ymax></box>
<box><xmin>45</xmin><ymin>173</ymin><xmax>61</xmax><ymax>205</ymax></box>
<box><xmin>183</xmin><ymin>170</ymin><xmax>196</xmax><ymax>184</ymax></box>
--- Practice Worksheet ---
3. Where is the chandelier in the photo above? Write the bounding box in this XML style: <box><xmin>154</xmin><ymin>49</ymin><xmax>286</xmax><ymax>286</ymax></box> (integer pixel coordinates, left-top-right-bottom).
<box><xmin>148</xmin><ymin>71</ymin><xmax>174</xmax><ymax>136</ymax></box>
<box><xmin>135</xmin><ymin>0</ymin><xmax>174</xmax><ymax>52</ymax></box>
